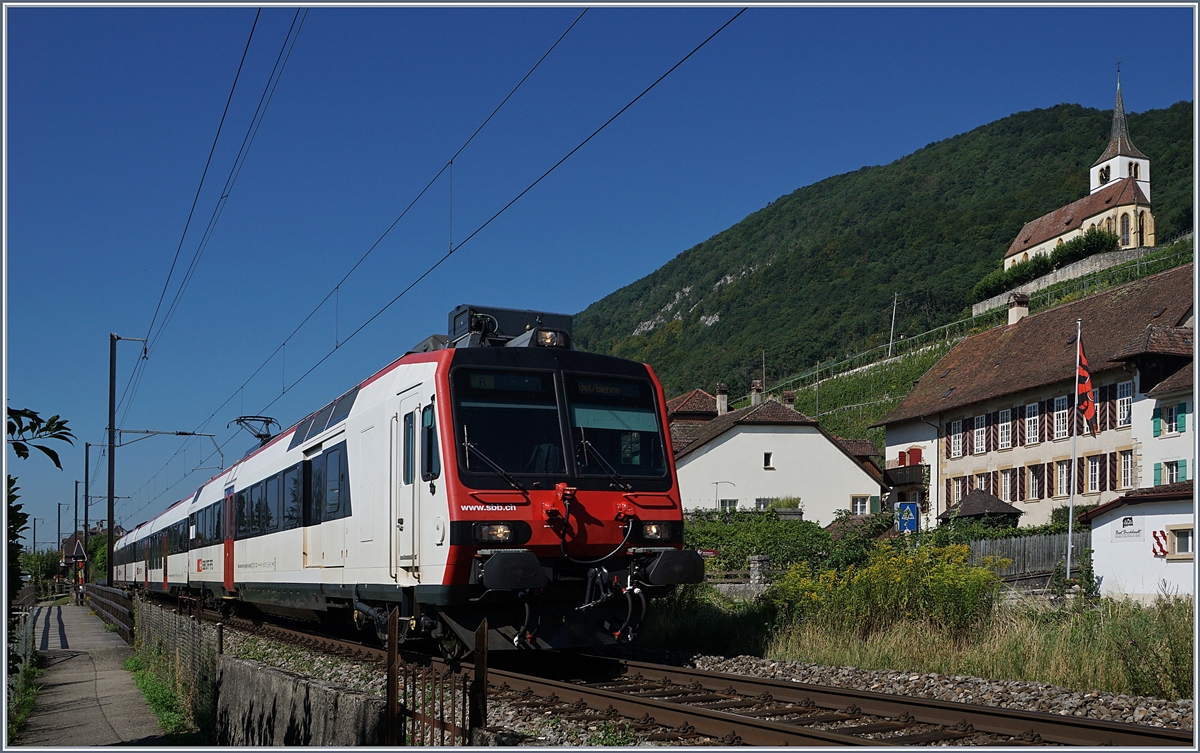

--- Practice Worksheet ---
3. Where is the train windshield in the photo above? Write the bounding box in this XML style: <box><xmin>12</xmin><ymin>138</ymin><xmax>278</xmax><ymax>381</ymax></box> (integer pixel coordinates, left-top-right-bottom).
<box><xmin>565</xmin><ymin>375</ymin><xmax>667</xmax><ymax>478</ymax></box>
<box><xmin>452</xmin><ymin>369</ymin><xmax>566</xmax><ymax>477</ymax></box>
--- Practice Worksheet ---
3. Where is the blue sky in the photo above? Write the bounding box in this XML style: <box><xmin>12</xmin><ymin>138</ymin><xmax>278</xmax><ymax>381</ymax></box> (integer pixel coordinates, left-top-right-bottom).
<box><xmin>4</xmin><ymin>5</ymin><xmax>1194</xmax><ymax>549</ymax></box>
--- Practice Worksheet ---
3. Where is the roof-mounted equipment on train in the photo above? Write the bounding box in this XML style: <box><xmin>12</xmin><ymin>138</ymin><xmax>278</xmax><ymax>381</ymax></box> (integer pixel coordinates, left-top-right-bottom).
<box><xmin>447</xmin><ymin>304</ymin><xmax>573</xmax><ymax>349</ymax></box>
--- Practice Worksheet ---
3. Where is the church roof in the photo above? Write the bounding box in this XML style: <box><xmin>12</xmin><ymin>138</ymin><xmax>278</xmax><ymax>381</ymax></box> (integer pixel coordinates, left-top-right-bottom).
<box><xmin>1005</xmin><ymin>178</ymin><xmax>1148</xmax><ymax>259</ymax></box>
<box><xmin>1093</xmin><ymin>78</ymin><xmax>1148</xmax><ymax>166</ymax></box>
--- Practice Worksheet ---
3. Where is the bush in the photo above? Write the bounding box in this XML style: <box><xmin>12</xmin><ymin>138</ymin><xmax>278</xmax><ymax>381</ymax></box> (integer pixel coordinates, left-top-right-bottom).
<box><xmin>767</xmin><ymin>543</ymin><xmax>1001</xmax><ymax>635</ymax></box>
<box><xmin>684</xmin><ymin>509</ymin><xmax>830</xmax><ymax>571</ymax></box>
<box><xmin>972</xmin><ymin>228</ymin><xmax>1119</xmax><ymax>301</ymax></box>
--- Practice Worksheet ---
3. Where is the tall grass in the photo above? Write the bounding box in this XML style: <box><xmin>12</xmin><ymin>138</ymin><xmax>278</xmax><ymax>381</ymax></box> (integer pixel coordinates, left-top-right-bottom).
<box><xmin>767</xmin><ymin>594</ymin><xmax>1193</xmax><ymax>700</ymax></box>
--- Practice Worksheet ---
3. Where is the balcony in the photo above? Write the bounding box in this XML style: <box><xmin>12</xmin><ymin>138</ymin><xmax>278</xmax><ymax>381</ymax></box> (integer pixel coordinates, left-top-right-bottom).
<box><xmin>884</xmin><ymin>463</ymin><xmax>929</xmax><ymax>488</ymax></box>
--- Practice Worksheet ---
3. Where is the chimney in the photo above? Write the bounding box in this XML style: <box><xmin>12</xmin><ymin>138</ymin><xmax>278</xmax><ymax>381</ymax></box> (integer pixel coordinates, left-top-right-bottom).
<box><xmin>783</xmin><ymin>390</ymin><xmax>796</xmax><ymax>408</ymax></box>
<box><xmin>1008</xmin><ymin>292</ymin><xmax>1029</xmax><ymax>325</ymax></box>
<box><xmin>751</xmin><ymin>380</ymin><xmax>763</xmax><ymax>406</ymax></box>
<box><xmin>716</xmin><ymin>383</ymin><xmax>728</xmax><ymax>415</ymax></box>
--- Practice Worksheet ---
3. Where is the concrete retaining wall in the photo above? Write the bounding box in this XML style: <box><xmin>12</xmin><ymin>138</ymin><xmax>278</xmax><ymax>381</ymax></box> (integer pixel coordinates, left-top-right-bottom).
<box><xmin>972</xmin><ymin>247</ymin><xmax>1150</xmax><ymax>317</ymax></box>
<box><xmin>216</xmin><ymin>656</ymin><xmax>386</xmax><ymax>746</ymax></box>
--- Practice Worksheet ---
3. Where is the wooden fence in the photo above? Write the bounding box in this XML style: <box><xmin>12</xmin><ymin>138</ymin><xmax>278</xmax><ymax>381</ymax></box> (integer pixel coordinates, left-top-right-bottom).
<box><xmin>969</xmin><ymin>532</ymin><xmax>1090</xmax><ymax>580</ymax></box>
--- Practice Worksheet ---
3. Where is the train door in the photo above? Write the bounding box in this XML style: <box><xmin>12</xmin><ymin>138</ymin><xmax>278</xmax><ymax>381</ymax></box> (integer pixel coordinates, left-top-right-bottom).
<box><xmin>305</xmin><ymin>454</ymin><xmax>323</xmax><ymax>568</ymax></box>
<box><xmin>321</xmin><ymin>445</ymin><xmax>346</xmax><ymax>569</ymax></box>
<box><xmin>223</xmin><ymin>487</ymin><xmax>235</xmax><ymax>591</ymax></box>
<box><xmin>393</xmin><ymin>394</ymin><xmax>421</xmax><ymax>579</ymax></box>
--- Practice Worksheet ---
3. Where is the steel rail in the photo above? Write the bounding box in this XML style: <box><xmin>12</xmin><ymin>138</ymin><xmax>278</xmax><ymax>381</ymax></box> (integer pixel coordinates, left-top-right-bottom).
<box><xmin>600</xmin><ymin>657</ymin><xmax>1194</xmax><ymax>747</ymax></box>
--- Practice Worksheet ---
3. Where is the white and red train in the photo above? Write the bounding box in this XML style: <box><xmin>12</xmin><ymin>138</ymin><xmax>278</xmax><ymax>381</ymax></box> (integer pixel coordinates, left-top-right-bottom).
<box><xmin>113</xmin><ymin>306</ymin><xmax>703</xmax><ymax>653</ymax></box>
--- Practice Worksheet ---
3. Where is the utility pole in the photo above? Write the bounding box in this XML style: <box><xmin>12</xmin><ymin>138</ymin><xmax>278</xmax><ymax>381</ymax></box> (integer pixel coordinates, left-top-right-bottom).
<box><xmin>108</xmin><ymin>333</ymin><xmax>146</xmax><ymax>586</ymax></box>
<box><xmin>84</xmin><ymin>442</ymin><xmax>90</xmax><ymax>583</ymax></box>
<box><xmin>58</xmin><ymin>503</ymin><xmax>70</xmax><ymax>559</ymax></box>
<box><xmin>74</xmin><ymin>480</ymin><xmax>80</xmax><ymax>560</ymax></box>
<box><xmin>888</xmin><ymin>292</ymin><xmax>899</xmax><ymax>358</ymax></box>
<box><xmin>32</xmin><ymin>518</ymin><xmax>42</xmax><ymax>554</ymax></box>
<box><xmin>814</xmin><ymin>362</ymin><xmax>820</xmax><ymax>419</ymax></box>
<box><xmin>762</xmin><ymin>350</ymin><xmax>766</xmax><ymax>395</ymax></box>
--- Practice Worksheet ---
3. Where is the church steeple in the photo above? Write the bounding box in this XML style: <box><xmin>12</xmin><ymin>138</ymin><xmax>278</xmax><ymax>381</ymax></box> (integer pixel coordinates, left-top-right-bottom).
<box><xmin>1090</xmin><ymin>71</ymin><xmax>1151</xmax><ymax>201</ymax></box>
<box><xmin>1093</xmin><ymin>73</ymin><xmax>1148</xmax><ymax>166</ymax></box>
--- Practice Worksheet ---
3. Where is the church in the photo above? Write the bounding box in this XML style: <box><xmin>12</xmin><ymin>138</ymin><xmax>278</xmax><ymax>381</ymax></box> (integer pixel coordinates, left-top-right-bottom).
<box><xmin>1004</xmin><ymin>77</ymin><xmax>1155</xmax><ymax>270</ymax></box>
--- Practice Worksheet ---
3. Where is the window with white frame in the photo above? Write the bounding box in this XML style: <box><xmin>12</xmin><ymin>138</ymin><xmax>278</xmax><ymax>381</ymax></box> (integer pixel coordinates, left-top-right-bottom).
<box><xmin>954</xmin><ymin>477</ymin><xmax>964</xmax><ymax>503</ymax></box>
<box><xmin>1088</xmin><ymin>456</ymin><xmax>1100</xmax><ymax>493</ymax></box>
<box><xmin>1120</xmin><ymin>450</ymin><xmax>1133</xmax><ymax>489</ymax></box>
<box><xmin>1167</xmin><ymin>525</ymin><xmax>1194</xmax><ymax>561</ymax></box>
<box><xmin>998</xmin><ymin>409</ymin><xmax>1011</xmax><ymax>449</ymax></box>
<box><xmin>1054</xmin><ymin>396</ymin><xmax>1069</xmax><ymax>439</ymax></box>
<box><xmin>974</xmin><ymin>415</ymin><xmax>986</xmax><ymax>454</ymax></box>
<box><xmin>950</xmin><ymin>420</ymin><xmax>962</xmax><ymax>457</ymax></box>
<box><xmin>1057</xmin><ymin>460</ymin><xmax>1071</xmax><ymax>496</ymax></box>
<box><xmin>1000</xmin><ymin>468</ymin><xmax>1011</xmax><ymax>501</ymax></box>
<box><xmin>1165</xmin><ymin>405</ymin><xmax>1179</xmax><ymax>435</ymax></box>
<box><xmin>719</xmin><ymin>499</ymin><xmax>738</xmax><ymax>512</ymax></box>
<box><xmin>755</xmin><ymin>497</ymin><xmax>775</xmax><ymax>511</ymax></box>
<box><xmin>1117</xmin><ymin>381</ymin><xmax>1133</xmax><ymax>426</ymax></box>
<box><xmin>1028</xmin><ymin>466</ymin><xmax>1040</xmax><ymax>499</ymax></box>
<box><xmin>851</xmin><ymin>496</ymin><xmax>869</xmax><ymax>515</ymax></box>
<box><xmin>1166</xmin><ymin>461</ymin><xmax>1180</xmax><ymax>484</ymax></box>
<box><xmin>1026</xmin><ymin>403</ymin><xmax>1039</xmax><ymax>444</ymax></box>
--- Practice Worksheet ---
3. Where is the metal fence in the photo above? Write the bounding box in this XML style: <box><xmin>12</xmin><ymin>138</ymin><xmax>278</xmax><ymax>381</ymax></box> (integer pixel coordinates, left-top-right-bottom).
<box><xmin>134</xmin><ymin>599</ymin><xmax>220</xmax><ymax>734</ymax></box>
<box><xmin>85</xmin><ymin>584</ymin><xmax>134</xmax><ymax>644</ymax></box>
<box><xmin>969</xmin><ymin>532</ymin><xmax>1090</xmax><ymax>580</ymax></box>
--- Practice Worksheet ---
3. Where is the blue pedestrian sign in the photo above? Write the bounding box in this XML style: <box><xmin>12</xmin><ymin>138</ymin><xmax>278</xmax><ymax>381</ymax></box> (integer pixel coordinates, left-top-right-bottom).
<box><xmin>896</xmin><ymin>502</ymin><xmax>920</xmax><ymax>534</ymax></box>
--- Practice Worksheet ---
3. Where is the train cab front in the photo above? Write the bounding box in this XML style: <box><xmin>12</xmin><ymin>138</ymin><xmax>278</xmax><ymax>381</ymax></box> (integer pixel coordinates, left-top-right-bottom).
<box><xmin>435</xmin><ymin>331</ymin><xmax>704</xmax><ymax>651</ymax></box>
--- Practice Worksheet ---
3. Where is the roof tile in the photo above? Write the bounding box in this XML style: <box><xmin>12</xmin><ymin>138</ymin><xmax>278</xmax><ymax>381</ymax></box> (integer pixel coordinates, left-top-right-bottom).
<box><xmin>1005</xmin><ymin>179</ymin><xmax>1149</xmax><ymax>258</ymax></box>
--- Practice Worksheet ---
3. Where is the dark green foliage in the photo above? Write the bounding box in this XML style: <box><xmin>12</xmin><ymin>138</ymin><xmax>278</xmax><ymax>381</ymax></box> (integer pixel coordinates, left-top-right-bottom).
<box><xmin>638</xmin><ymin>582</ymin><xmax>778</xmax><ymax>656</ymax></box>
<box><xmin>684</xmin><ymin>509</ymin><xmax>830</xmax><ymax>571</ymax></box>
<box><xmin>575</xmin><ymin>102</ymin><xmax>1193</xmax><ymax>400</ymax></box>
<box><xmin>1111</xmin><ymin>594</ymin><xmax>1194</xmax><ymax>699</ymax></box>
<box><xmin>972</xmin><ymin>227</ymin><xmax>1119</xmax><ymax>301</ymax></box>
<box><xmin>825</xmin><ymin>509</ymin><xmax>896</xmax><ymax>571</ymax></box>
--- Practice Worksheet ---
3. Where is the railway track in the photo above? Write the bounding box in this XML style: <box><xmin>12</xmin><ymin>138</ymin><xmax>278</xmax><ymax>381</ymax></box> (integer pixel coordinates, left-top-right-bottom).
<box><xmin>181</xmin><ymin>602</ymin><xmax>1192</xmax><ymax>746</ymax></box>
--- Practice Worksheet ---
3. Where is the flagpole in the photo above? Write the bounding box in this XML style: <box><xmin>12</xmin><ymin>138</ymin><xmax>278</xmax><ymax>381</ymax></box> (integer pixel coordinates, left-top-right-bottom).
<box><xmin>1067</xmin><ymin>318</ymin><xmax>1080</xmax><ymax>580</ymax></box>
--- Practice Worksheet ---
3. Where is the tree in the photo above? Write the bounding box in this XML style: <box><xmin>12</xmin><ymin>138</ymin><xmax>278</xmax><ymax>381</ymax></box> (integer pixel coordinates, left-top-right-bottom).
<box><xmin>7</xmin><ymin>407</ymin><xmax>74</xmax><ymax>604</ymax></box>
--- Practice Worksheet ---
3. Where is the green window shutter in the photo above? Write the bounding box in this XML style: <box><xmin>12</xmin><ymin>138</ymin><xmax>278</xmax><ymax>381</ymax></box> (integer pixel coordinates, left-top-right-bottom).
<box><xmin>1153</xmin><ymin>407</ymin><xmax>1162</xmax><ymax>437</ymax></box>
<box><xmin>869</xmin><ymin>495</ymin><xmax>881</xmax><ymax>514</ymax></box>
<box><xmin>1154</xmin><ymin>462</ymin><xmax>1162</xmax><ymax>486</ymax></box>
<box><xmin>1178</xmin><ymin>403</ymin><xmax>1187</xmax><ymax>433</ymax></box>
<box><xmin>1180</xmin><ymin>459</ymin><xmax>1188</xmax><ymax>482</ymax></box>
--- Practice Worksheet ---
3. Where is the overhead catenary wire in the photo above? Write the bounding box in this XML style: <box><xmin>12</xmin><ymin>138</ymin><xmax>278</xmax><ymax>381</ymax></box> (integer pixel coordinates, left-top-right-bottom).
<box><xmin>119</xmin><ymin>9</ymin><xmax>308</xmax><ymax>431</ymax></box>
<box><xmin>120</xmin><ymin>10</ymin><xmax>584</xmax><ymax>524</ymax></box>
<box><xmin>123</xmin><ymin>8</ymin><xmax>746</xmax><ymax>522</ymax></box>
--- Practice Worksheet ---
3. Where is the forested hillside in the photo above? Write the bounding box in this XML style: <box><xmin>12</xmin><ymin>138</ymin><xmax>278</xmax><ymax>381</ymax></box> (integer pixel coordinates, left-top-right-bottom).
<box><xmin>574</xmin><ymin>101</ymin><xmax>1193</xmax><ymax>398</ymax></box>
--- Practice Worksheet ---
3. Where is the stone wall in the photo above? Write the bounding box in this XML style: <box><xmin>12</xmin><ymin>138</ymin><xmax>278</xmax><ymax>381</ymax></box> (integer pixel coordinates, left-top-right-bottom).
<box><xmin>972</xmin><ymin>247</ymin><xmax>1152</xmax><ymax>317</ymax></box>
<box><xmin>216</xmin><ymin>656</ymin><xmax>386</xmax><ymax>746</ymax></box>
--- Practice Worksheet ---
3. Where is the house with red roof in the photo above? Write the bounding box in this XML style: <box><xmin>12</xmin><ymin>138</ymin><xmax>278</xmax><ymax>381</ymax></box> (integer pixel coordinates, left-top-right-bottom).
<box><xmin>875</xmin><ymin>264</ymin><xmax>1192</xmax><ymax>530</ymax></box>
<box><xmin>1004</xmin><ymin>77</ymin><xmax>1154</xmax><ymax>270</ymax></box>
<box><xmin>670</xmin><ymin>382</ymin><xmax>885</xmax><ymax>524</ymax></box>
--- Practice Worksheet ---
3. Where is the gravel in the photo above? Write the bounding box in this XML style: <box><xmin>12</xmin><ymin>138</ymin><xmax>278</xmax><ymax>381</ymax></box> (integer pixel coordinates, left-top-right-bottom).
<box><xmin>222</xmin><ymin>630</ymin><xmax>1193</xmax><ymax>745</ymax></box>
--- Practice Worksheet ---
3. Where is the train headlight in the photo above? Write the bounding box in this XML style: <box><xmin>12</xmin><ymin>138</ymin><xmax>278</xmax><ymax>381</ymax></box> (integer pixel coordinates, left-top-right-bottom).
<box><xmin>641</xmin><ymin>522</ymin><xmax>672</xmax><ymax>540</ymax></box>
<box><xmin>474</xmin><ymin>523</ymin><xmax>514</xmax><ymax>543</ymax></box>
<box><xmin>534</xmin><ymin>329</ymin><xmax>570</xmax><ymax>348</ymax></box>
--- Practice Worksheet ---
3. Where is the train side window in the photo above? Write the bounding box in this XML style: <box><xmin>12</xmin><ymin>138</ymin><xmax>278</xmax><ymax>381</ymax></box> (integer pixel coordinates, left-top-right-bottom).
<box><xmin>266</xmin><ymin>474</ymin><xmax>281</xmax><ymax>533</ymax></box>
<box><xmin>214</xmin><ymin>503</ymin><xmax>224</xmax><ymax>543</ymax></box>
<box><xmin>309</xmin><ymin>455</ymin><xmax>326</xmax><ymax>526</ymax></box>
<box><xmin>249</xmin><ymin>484</ymin><xmax>263</xmax><ymax>536</ymax></box>
<box><xmin>403</xmin><ymin>412</ymin><xmax>415</xmax><ymax>485</ymax></box>
<box><xmin>236</xmin><ymin>490</ymin><xmax>250</xmax><ymax>539</ymax></box>
<box><xmin>421</xmin><ymin>403</ymin><xmax>440</xmax><ymax>481</ymax></box>
<box><xmin>327</xmin><ymin>387</ymin><xmax>358</xmax><ymax>428</ymax></box>
<box><xmin>325</xmin><ymin>448</ymin><xmax>341</xmax><ymax>514</ymax></box>
<box><xmin>283</xmin><ymin>466</ymin><xmax>302</xmax><ymax>529</ymax></box>
<box><xmin>288</xmin><ymin>414</ymin><xmax>316</xmax><ymax>450</ymax></box>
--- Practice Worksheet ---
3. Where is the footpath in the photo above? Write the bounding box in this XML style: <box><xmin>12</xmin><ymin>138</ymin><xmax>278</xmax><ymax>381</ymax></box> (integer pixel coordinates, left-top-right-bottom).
<box><xmin>15</xmin><ymin>602</ymin><xmax>166</xmax><ymax>746</ymax></box>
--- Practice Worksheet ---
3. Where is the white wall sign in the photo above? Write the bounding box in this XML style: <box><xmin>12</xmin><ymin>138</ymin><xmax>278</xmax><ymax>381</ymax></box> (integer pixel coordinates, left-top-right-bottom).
<box><xmin>1112</xmin><ymin>515</ymin><xmax>1145</xmax><ymax>542</ymax></box>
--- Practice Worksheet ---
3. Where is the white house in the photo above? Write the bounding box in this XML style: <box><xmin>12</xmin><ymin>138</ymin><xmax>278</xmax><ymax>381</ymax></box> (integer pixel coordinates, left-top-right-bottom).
<box><xmin>671</xmin><ymin>391</ymin><xmax>884</xmax><ymax>525</ymax></box>
<box><xmin>1117</xmin><ymin>326</ymin><xmax>1194</xmax><ymax>487</ymax></box>
<box><xmin>1078</xmin><ymin>482</ymin><xmax>1193</xmax><ymax>602</ymax></box>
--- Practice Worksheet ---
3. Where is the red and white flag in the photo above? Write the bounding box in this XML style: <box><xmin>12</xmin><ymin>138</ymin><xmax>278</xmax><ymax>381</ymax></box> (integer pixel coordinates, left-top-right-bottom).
<box><xmin>1077</xmin><ymin>335</ymin><xmax>1098</xmax><ymax>435</ymax></box>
